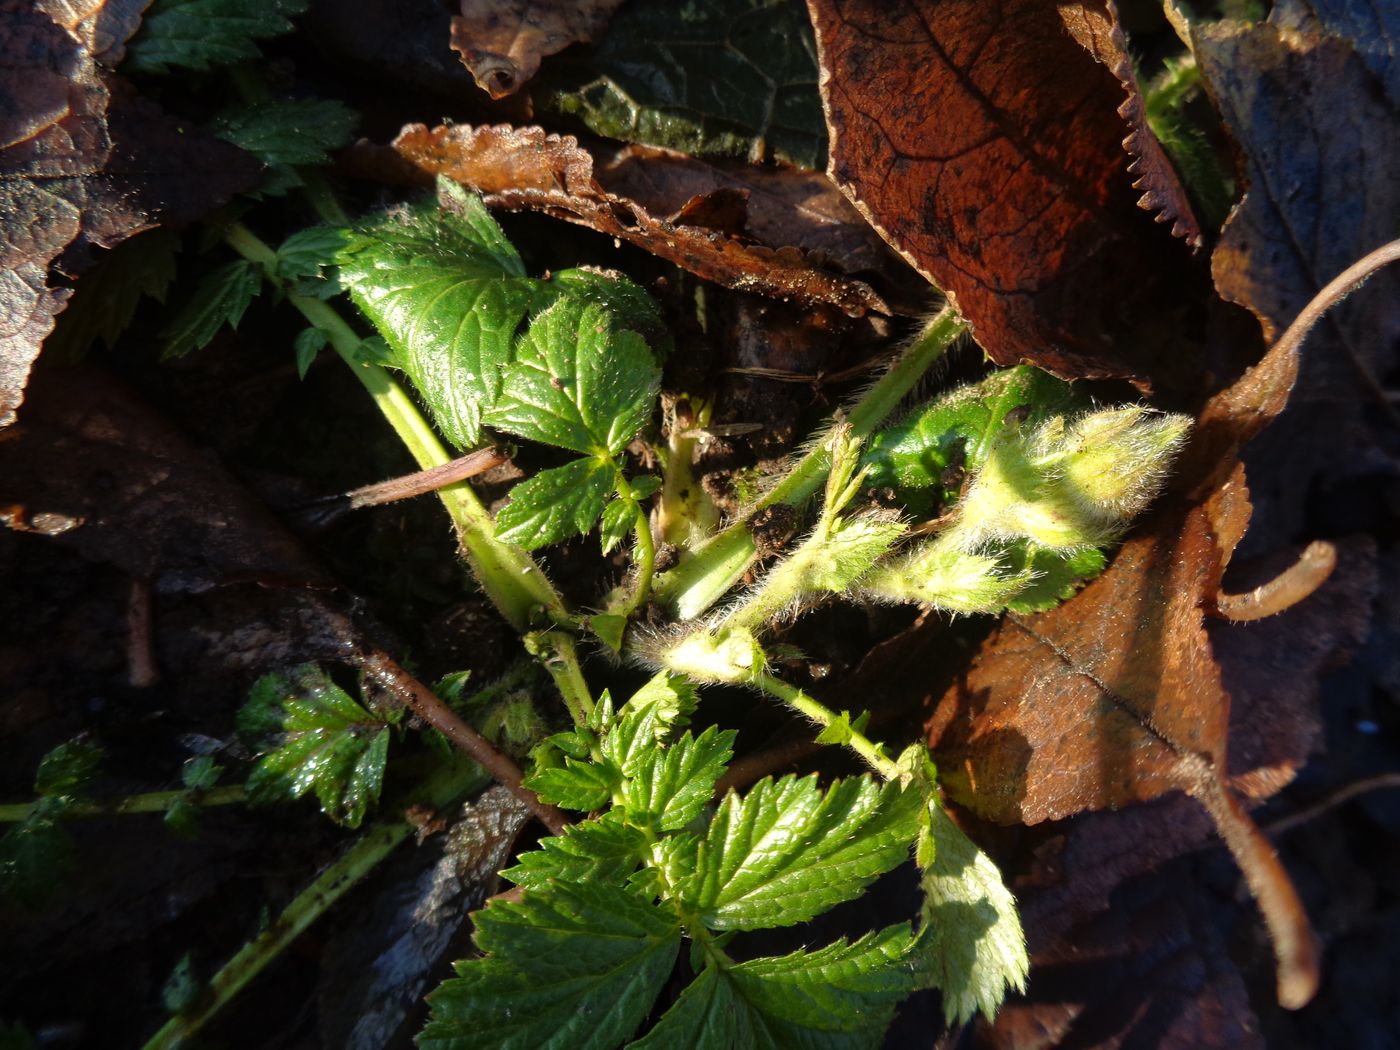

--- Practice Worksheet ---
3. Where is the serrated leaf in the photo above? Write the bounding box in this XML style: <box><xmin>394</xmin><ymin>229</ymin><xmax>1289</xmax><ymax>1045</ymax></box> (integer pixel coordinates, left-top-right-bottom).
<box><xmin>293</xmin><ymin>327</ymin><xmax>328</xmax><ymax>379</ymax></box>
<box><xmin>590</xmin><ymin>613</ymin><xmax>628</xmax><ymax>653</ymax></box>
<box><xmin>542</xmin><ymin>0</ymin><xmax>826</xmax><ymax>169</ymax></box>
<box><xmin>0</xmin><ymin>797</ymin><xmax>75</xmax><ymax>908</ymax></box>
<box><xmin>495</xmin><ymin>456</ymin><xmax>615</xmax><ymax>549</ymax></box>
<box><xmin>599</xmin><ymin>495</ymin><xmax>637</xmax><ymax>554</ymax></box>
<box><xmin>421</xmin><ymin>882</ymin><xmax>680</xmax><ymax>1050</ymax></box>
<box><xmin>125</xmin><ymin>0</ymin><xmax>308</xmax><ymax>74</ymax></box>
<box><xmin>44</xmin><ymin>228</ymin><xmax>180</xmax><ymax>361</ymax></box>
<box><xmin>622</xmin><ymin>726</ymin><xmax>734</xmax><ymax>833</ymax></box>
<box><xmin>212</xmin><ymin>99</ymin><xmax>356</xmax><ymax>167</ymax></box>
<box><xmin>34</xmin><ymin>740</ymin><xmax>104</xmax><ymax>798</ymax></box>
<box><xmin>276</xmin><ymin>226</ymin><xmax>352</xmax><ymax>283</ymax></box>
<box><xmin>913</xmin><ymin>804</ymin><xmax>1028</xmax><ymax>1024</ymax></box>
<box><xmin>602</xmin><ymin>672</ymin><xmax>698</xmax><ymax>774</ymax></box>
<box><xmin>160</xmin><ymin>259</ymin><xmax>262</xmax><ymax>359</ymax></box>
<box><xmin>670</xmin><ymin>774</ymin><xmax>919</xmax><ymax>930</ymax></box>
<box><xmin>339</xmin><ymin>189</ymin><xmax>661</xmax><ymax>449</ymax></box>
<box><xmin>861</xmin><ymin>365</ymin><xmax>1086</xmax><ymax>518</ymax></box>
<box><xmin>1002</xmin><ymin>543</ymin><xmax>1107</xmax><ymax>614</ymax></box>
<box><xmin>524</xmin><ymin>757</ymin><xmax>618</xmax><ymax>811</ymax></box>
<box><xmin>630</xmin><ymin>925</ymin><xmax>920</xmax><ymax>1050</ymax></box>
<box><xmin>239</xmin><ymin>665</ymin><xmax>394</xmax><ymax>828</ymax></box>
<box><xmin>813</xmin><ymin>709</ymin><xmax>870</xmax><ymax>747</ymax></box>
<box><xmin>503</xmin><ymin>812</ymin><xmax>648</xmax><ymax>890</ymax></box>
<box><xmin>487</xmin><ymin>297</ymin><xmax>660</xmax><ymax>456</ymax></box>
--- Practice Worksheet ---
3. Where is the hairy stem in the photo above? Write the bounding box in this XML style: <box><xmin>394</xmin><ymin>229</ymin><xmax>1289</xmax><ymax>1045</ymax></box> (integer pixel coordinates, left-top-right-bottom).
<box><xmin>751</xmin><ymin>672</ymin><xmax>899</xmax><ymax>781</ymax></box>
<box><xmin>0</xmin><ymin>785</ymin><xmax>246</xmax><ymax>824</ymax></box>
<box><xmin>651</xmin><ymin>307</ymin><xmax>966</xmax><ymax>620</ymax></box>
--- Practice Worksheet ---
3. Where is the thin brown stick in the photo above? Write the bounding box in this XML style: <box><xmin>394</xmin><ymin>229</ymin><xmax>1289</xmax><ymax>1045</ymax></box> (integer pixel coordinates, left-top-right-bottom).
<box><xmin>356</xmin><ymin>646</ymin><xmax>567</xmax><ymax>835</ymax></box>
<box><xmin>1189</xmin><ymin>772</ymin><xmax>1319</xmax><ymax>1009</ymax></box>
<box><xmin>714</xmin><ymin>736</ymin><xmax>823</xmax><ymax>796</ymax></box>
<box><xmin>1264</xmin><ymin>773</ymin><xmax>1400</xmax><ymax>839</ymax></box>
<box><xmin>127</xmin><ymin>577</ymin><xmax>158</xmax><ymax>688</ymax></box>
<box><xmin>344</xmin><ymin>447</ymin><xmax>508</xmax><ymax>509</ymax></box>
<box><xmin>1216</xmin><ymin>540</ymin><xmax>1336</xmax><ymax>621</ymax></box>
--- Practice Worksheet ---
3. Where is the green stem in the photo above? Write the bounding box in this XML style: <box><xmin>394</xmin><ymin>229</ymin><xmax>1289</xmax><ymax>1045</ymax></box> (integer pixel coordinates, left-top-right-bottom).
<box><xmin>0</xmin><ymin>785</ymin><xmax>246</xmax><ymax>824</ymax></box>
<box><xmin>140</xmin><ymin>761</ymin><xmax>491</xmax><ymax>1050</ymax></box>
<box><xmin>222</xmin><ymin>222</ymin><xmax>565</xmax><ymax>633</ymax></box>
<box><xmin>524</xmin><ymin>632</ymin><xmax>594</xmax><ymax>725</ymax></box>
<box><xmin>615</xmin><ymin>475</ymin><xmax>657</xmax><ymax>617</ymax></box>
<box><xmin>140</xmin><ymin>822</ymin><xmax>411</xmax><ymax>1050</ymax></box>
<box><xmin>651</xmin><ymin>308</ymin><xmax>966</xmax><ymax>620</ymax></box>
<box><xmin>751</xmin><ymin>672</ymin><xmax>899</xmax><ymax>781</ymax></box>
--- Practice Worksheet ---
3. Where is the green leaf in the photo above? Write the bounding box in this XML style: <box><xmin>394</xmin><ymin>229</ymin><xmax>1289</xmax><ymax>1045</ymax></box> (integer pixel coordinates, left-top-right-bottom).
<box><xmin>622</xmin><ymin>726</ymin><xmax>735</xmax><ymax>833</ymax></box>
<box><xmin>669</xmin><ymin>774</ymin><xmax>919</xmax><ymax>930</ymax></box>
<box><xmin>162</xmin><ymin>953</ymin><xmax>200</xmax><ymax>1014</ymax></box>
<box><xmin>602</xmin><ymin>672</ymin><xmax>698</xmax><ymax>773</ymax></box>
<box><xmin>861</xmin><ymin>366</ymin><xmax>1086</xmax><ymax>517</ymax></box>
<box><xmin>813</xmin><ymin>709</ymin><xmax>870</xmax><ymax>747</ymax></box>
<box><xmin>631</xmin><ymin>925</ymin><xmax>921</xmax><ymax>1050</ymax></box>
<box><xmin>0</xmin><ymin>797</ymin><xmax>75</xmax><ymax>908</ymax></box>
<box><xmin>495</xmin><ymin>456</ymin><xmax>616</xmax><ymax>550</ymax></box>
<box><xmin>276</xmin><ymin>226</ymin><xmax>353</xmax><ymax>284</ymax></box>
<box><xmin>212</xmin><ymin>99</ymin><xmax>356</xmax><ymax>168</ymax></box>
<box><xmin>421</xmin><ymin>882</ymin><xmax>681</xmax><ymax>1050</ymax></box>
<box><xmin>599</xmin><ymin>496</ymin><xmax>638</xmax><ymax>555</ymax></box>
<box><xmin>44</xmin><ymin>228</ymin><xmax>180</xmax><ymax>361</ymax></box>
<box><xmin>125</xmin><ymin>0</ymin><xmax>308</xmax><ymax>74</ymax></box>
<box><xmin>1003</xmin><ymin>543</ymin><xmax>1107</xmax><ymax>613</ymax></box>
<box><xmin>34</xmin><ymin>740</ymin><xmax>104</xmax><ymax>798</ymax></box>
<box><xmin>503</xmin><ymin>811</ymin><xmax>648</xmax><ymax>890</ymax></box>
<box><xmin>524</xmin><ymin>756</ymin><xmax>618</xmax><ymax>812</ymax></box>
<box><xmin>590</xmin><ymin>613</ymin><xmax>628</xmax><ymax>653</ymax></box>
<box><xmin>487</xmin><ymin>297</ymin><xmax>660</xmax><ymax>456</ymax></box>
<box><xmin>913</xmin><ymin>805</ymin><xmax>1028</xmax><ymax>1024</ymax></box>
<box><xmin>541</xmin><ymin>0</ymin><xmax>827</xmax><ymax>169</ymax></box>
<box><xmin>340</xmin><ymin>189</ymin><xmax>661</xmax><ymax>448</ymax></box>
<box><xmin>181</xmin><ymin>755</ymin><xmax>224</xmax><ymax>791</ymax></box>
<box><xmin>293</xmin><ymin>327</ymin><xmax>329</xmax><ymax>379</ymax></box>
<box><xmin>160</xmin><ymin>259</ymin><xmax>263</xmax><ymax>359</ymax></box>
<box><xmin>238</xmin><ymin>665</ymin><xmax>395</xmax><ymax>828</ymax></box>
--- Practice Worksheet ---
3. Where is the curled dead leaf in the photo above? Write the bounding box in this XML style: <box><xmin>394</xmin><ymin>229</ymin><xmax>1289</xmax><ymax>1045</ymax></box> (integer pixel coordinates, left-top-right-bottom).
<box><xmin>450</xmin><ymin>0</ymin><xmax>625</xmax><ymax>99</ymax></box>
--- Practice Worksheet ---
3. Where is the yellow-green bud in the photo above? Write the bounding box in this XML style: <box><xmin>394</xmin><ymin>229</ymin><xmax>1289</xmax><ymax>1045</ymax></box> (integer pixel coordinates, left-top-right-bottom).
<box><xmin>1047</xmin><ymin>407</ymin><xmax>1191</xmax><ymax>524</ymax></box>
<box><xmin>661</xmin><ymin>626</ymin><xmax>766</xmax><ymax>685</ymax></box>
<box><xmin>860</xmin><ymin>534</ymin><xmax>1031</xmax><ymax>614</ymax></box>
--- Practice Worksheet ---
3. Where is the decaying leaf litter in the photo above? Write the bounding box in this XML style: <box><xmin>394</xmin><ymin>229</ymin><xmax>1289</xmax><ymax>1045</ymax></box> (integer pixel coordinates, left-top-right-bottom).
<box><xmin>1</xmin><ymin>0</ymin><xmax>1397</xmax><ymax>1048</ymax></box>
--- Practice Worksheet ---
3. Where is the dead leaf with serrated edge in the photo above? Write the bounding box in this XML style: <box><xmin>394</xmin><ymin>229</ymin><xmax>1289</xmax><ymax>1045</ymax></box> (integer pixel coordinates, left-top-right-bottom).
<box><xmin>450</xmin><ymin>0</ymin><xmax>625</xmax><ymax>99</ymax></box>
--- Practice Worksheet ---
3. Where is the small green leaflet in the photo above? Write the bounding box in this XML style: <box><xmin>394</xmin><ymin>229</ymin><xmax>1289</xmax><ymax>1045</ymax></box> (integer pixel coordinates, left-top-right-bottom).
<box><xmin>160</xmin><ymin>259</ymin><xmax>263</xmax><ymax>359</ymax></box>
<box><xmin>293</xmin><ymin>327</ymin><xmax>329</xmax><ymax>380</ymax></box>
<box><xmin>667</xmin><ymin>774</ymin><xmax>920</xmax><ymax>930</ymax></box>
<box><xmin>630</xmin><ymin>925</ymin><xmax>922</xmax><ymax>1050</ymax></box>
<box><xmin>33</xmin><ymin>739</ymin><xmax>104</xmax><ymax>798</ymax></box>
<box><xmin>338</xmin><ymin>186</ymin><xmax>661</xmax><ymax>449</ymax></box>
<box><xmin>502</xmin><ymin>811</ymin><xmax>648</xmax><ymax>890</ymax></box>
<box><xmin>494</xmin><ymin>456</ymin><xmax>615</xmax><ymax>551</ymax></box>
<box><xmin>419</xmin><ymin>882</ymin><xmax>681</xmax><ymax>1050</ymax></box>
<box><xmin>913</xmin><ymin>804</ymin><xmax>1028</xmax><ymax>1024</ymax></box>
<box><xmin>621</xmin><ymin>725</ymin><xmax>735</xmax><ymax>833</ymax></box>
<box><xmin>44</xmin><ymin>228</ymin><xmax>179</xmax><ymax>361</ymax></box>
<box><xmin>600</xmin><ymin>672</ymin><xmax>697</xmax><ymax>773</ymax></box>
<box><xmin>0</xmin><ymin>797</ymin><xmax>75</xmax><ymax>909</ymax></box>
<box><xmin>1003</xmin><ymin>543</ymin><xmax>1107</xmax><ymax>613</ymax></box>
<box><xmin>211</xmin><ymin>99</ymin><xmax>357</xmax><ymax>196</ymax></box>
<box><xmin>861</xmin><ymin>365</ymin><xmax>1086</xmax><ymax>517</ymax></box>
<box><xmin>164</xmin><ymin>756</ymin><xmax>225</xmax><ymax>839</ymax></box>
<box><xmin>125</xmin><ymin>0</ymin><xmax>308</xmax><ymax>74</ymax></box>
<box><xmin>238</xmin><ymin>665</ymin><xmax>398</xmax><ymax>828</ymax></box>
<box><xmin>541</xmin><ymin>0</ymin><xmax>827</xmax><ymax>169</ymax></box>
<box><xmin>599</xmin><ymin>496</ymin><xmax>638</xmax><ymax>554</ymax></box>
<box><xmin>162</xmin><ymin>953</ymin><xmax>200</xmax><ymax>1013</ymax></box>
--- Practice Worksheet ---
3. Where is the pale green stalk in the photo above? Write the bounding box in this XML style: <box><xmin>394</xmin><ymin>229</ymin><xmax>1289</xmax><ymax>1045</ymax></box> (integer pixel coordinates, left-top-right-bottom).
<box><xmin>0</xmin><ymin>785</ymin><xmax>246</xmax><ymax>823</ymax></box>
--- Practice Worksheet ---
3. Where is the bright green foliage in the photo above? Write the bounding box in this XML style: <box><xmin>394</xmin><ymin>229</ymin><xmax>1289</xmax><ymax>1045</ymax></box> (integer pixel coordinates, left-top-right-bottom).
<box><xmin>1003</xmin><ymin>544</ymin><xmax>1107</xmax><ymax>614</ymax></box>
<box><xmin>276</xmin><ymin>226</ymin><xmax>352</xmax><ymax>291</ymax></box>
<box><xmin>495</xmin><ymin>457</ymin><xmax>616</xmax><ymax>550</ymax></box>
<box><xmin>861</xmin><ymin>365</ymin><xmax>1086</xmax><ymax>517</ymax></box>
<box><xmin>337</xmin><ymin>184</ymin><xmax>662</xmax><ymax>450</ymax></box>
<box><xmin>238</xmin><ymin>665</ymin><xmax>399</xmax><ymax>828</ymax></box>
<box><xmin>160</xmin><ymin>259</ymin><xmax>263</xmax><ymax>359</ymax></box>
<box><xmin>419</xmin><ymin>882</ymin><xmax>682</xmax><ymax>1050</ymax></box>
<box><xmin>631</xmin><ymin>926</ymin><xmax>924</xmax><ymax>1050</ymax></box>
<box><xmin>45</xmin><ymin>228</ymin><xmax>180</xmax><ymax>360</ymax></box>
<box><xmin>541</xmin><ymin>0</ymin><xmax>826</xmax><ymax>169</ymax></box>
<box><xmin>211</xmin><ymin>99</ymin><xmax>357</xmax><ymax>196</ymax></box>
<box><xmin>913</xmin><ymin>805</ymin><xmax>1029</xmax><ymax>1024</ymax></box>
<box><xmin>125</xmin><ymin>0</ymin><xmax>308</xmax><ymax>74</ymax></box>
<box><xmin>429</xmin><ymin>676</ymin><xmax>943</xmax><ymax>1048</ymax></box>
<box><xmin>666</xmin><ymin>774</ymin><xmax>919</xmax><ymax>930</ymax></box>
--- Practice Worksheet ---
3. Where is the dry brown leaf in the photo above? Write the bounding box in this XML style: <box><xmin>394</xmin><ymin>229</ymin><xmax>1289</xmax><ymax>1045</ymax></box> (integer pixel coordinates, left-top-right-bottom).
<box><xmin>0</xmin><ymin>0</ymin><xmax>257</xmax><ymax>428</ymax></box>
<box><xmin>357</xmin><ymin>122</ymin><xmax>893</xmax><ymax>316</ymax></box>
<box><xmin>450</xmin><ymin>0</ymin><xmax>625</xmax><ymax>99</ymax></box>
<box><xmin>807</xmin><ymin>0</ymin><xmax>1204</xmax><ymax>382</ymax></box>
